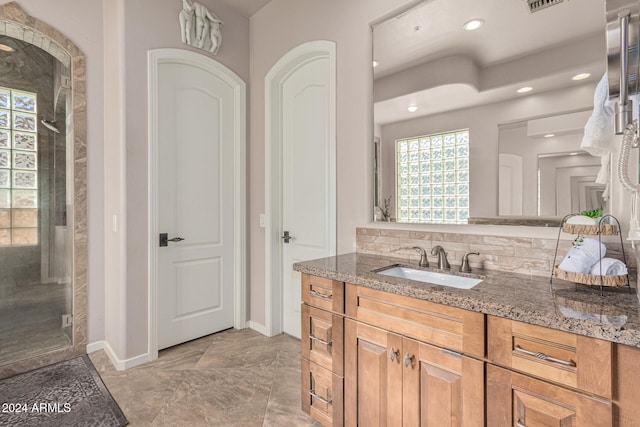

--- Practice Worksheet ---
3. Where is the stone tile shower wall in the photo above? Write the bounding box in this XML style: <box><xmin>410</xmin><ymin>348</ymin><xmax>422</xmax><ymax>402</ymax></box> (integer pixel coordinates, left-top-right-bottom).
<box><xmin>356</xmin><ymin>227</ymin><xmax>636</xmax><ymax>278</ymax></box>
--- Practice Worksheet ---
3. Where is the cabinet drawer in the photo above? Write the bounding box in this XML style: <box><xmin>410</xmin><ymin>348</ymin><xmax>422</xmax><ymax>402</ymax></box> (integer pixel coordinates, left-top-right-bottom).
<box><xmin>302</xmin><ymin>274</ymin><xmax>344</xmax><ymax>314</ymax></box>
<box><xmin>345</xmin><ymin>284</ymin><xmax>484</xmax><ymax>358</ymax></box>
<box><xmin>302</xmin><ymin>304</ymin><xmax>344</xmax><ymax>376</ymax></box>
<box><xmin>486</xmin><ymin>364</ymin><xmax>612</xmax><ymax>427</ymax></box>
<box><xmin>302</xmin><ymin>359</ymin><xmax>344</xmax><ymax>427</ymax></box>
<box><xmin>488</xmin><ymin>316</ymin><xmax>612</xmax><ymax>398</ymax></box>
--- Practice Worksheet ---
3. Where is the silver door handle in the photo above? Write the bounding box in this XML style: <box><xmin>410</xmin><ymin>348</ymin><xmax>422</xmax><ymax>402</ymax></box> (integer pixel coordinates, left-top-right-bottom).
<box><xmin>516</xmin><ymin>419</ymin><xmax>526</xmax><ymax>427</ymax></box>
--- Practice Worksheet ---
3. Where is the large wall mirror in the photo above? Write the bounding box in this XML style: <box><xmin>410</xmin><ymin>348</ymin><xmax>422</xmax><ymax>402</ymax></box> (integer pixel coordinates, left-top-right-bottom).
<box><xmin>373</xmin><ymin>0</ymin><xmax>606</xmax><ymax>225</ymax></box>
<box><xmin>0</xmin><ymin>2</ymin><xmax>87</xmax><ymax>378</ymax></box>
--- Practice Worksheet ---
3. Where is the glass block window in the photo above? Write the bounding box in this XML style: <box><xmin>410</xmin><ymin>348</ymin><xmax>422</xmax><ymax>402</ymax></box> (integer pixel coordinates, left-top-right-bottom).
<box><xmin>396</xmin><ymin>129</ymin><xmax>469</xmax><ymax>224</ymax></box>
<box><xmin>0</xmin><ymin>87</ymin><xmax>38</xmax><ymax>246</ymax></box>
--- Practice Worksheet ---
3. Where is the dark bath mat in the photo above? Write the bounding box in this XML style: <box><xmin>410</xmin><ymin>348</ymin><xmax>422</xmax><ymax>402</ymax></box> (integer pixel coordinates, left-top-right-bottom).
<box><xmin>0</xmin><ymin>355</ymin><xmax>128</xmax><ymax>427</ymax></box>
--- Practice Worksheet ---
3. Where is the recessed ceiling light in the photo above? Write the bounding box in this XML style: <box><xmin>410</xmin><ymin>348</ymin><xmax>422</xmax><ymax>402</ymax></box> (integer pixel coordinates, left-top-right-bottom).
<box><xmin>408</xmin><ymin>105</ymin><xmax>418</xmax><ymax>112</ymax></box>
<box><xmin>572</xmin><ymin>73</ymin><xmax>590</xmax><ymax>81</ymax></box>
<box><xmin>463</xmin><ymin>19</ymin><xmax>484</xmax><ymax>31</ymax></box>
<box><xmin>373</xmin><ymin>60</ymin><xmax>379</xmax><ymax>68</ymax></box>
<box><xmin>544</xmin><ymin>134</ymin><xmax>555</xmax><ymax>138</ymax></box>
<box><xmin>517</xmin><ymin>86</ymin><xmax>533</xmax><ymax>93</ymax></box>
<box><xmin>0</xmin><ymin>44</ymin><xmax>14</xmax><ymax>52</ymax></box>
<box><xmin>569</xmin><ymin>152</ymin><xmax>579</xmax><ymax>156</ymax></box>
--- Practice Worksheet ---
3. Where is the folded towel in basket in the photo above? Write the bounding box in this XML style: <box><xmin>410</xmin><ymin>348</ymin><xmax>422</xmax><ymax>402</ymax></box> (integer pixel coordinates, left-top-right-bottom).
<box><xmin>558</xmin><ymin>237</ymin><xmax>606</xmax><ymax>274</ymax></box>
<box><xmin>589</xmin><ymin>257</ymin><xmax>628</xmax><ymax>276</ymax></box>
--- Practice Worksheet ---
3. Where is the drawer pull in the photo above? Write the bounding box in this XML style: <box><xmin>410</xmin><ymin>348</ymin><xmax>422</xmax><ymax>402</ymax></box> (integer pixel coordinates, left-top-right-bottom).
<box><xmin>310</xmin><ymin>390</ymin><xmax>332</xmax><ymax>405</ymax></box>
<box><xmin>442</xmin><ymin>348</ymin><xmax>462</xmax><ymax>358</ymax></box>
<box><xmin>389</xmin><ymin>347</ymin><xmax>400</xmax><ymax>362</ymax></box>
<box><xmin>516</xmin><ymin>419</ymin><xmax>526</xmax><ymax>427</ymax></box>
<box><xmin>309</xmin><ymin>334</ymin><xmax>332</xmax><ymax>346</ymax></box>
<box><xmin>514</xmin><ymin>345</ymin><xmax>576</xmax><ymax>367</ymax></box>
<box><xmin>309</xmin><ymin>289</ymin><xmax>332</xmax><ymax>299</ymax></box>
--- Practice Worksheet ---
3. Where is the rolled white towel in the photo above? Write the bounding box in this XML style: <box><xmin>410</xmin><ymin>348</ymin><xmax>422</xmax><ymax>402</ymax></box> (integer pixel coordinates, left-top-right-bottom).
<box><xmin>589</xmin><ymin>258</ymin><xmax>628</xmax><ymax>276</ymax></box>
<box><xmin>558</xmin><ymin>237</ymin><xmax>607</xmax><ymax>274</ymax></box>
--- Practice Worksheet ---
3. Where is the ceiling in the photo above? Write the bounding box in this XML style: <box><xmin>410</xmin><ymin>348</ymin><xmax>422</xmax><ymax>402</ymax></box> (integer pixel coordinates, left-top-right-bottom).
<box><xmin>374</xmin><ymin>0</ymin><xmax>607</xmax><ymax>125</ymax></box>
<box><xmin>216</xmin><ymin>0</ymin><xmax>272</xmax><ymax>18</ymax></box>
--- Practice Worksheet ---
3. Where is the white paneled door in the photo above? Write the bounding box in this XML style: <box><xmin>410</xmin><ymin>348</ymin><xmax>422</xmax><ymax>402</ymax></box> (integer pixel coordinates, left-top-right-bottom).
<box><xmin>154</xmin><ymin>52</ymin><xmax>238</xmax><ymax>350</ymax></box>
<box><xmin>280</xmin><ymin>46</ymin><xmax>336</xmax><ymax>338</ymax></box>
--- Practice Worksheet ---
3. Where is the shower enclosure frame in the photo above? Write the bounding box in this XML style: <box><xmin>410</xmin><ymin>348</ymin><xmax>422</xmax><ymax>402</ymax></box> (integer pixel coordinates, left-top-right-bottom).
<box><xmin>0</xmin><ymin>2</ymin><xmax>87</xmax><ymax>378</ymax></box>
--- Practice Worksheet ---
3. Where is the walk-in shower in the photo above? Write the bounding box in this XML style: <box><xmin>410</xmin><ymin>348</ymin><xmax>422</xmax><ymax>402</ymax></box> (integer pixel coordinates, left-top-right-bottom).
<box><xmin>0</xmin><ymin>34</ymin><xmax>73</xmax><ymax>365</ymax></box>
<box><xmin>0</xmin><ymin>0</ymin><xmax>88</xmax><ymax>376</ymax></box>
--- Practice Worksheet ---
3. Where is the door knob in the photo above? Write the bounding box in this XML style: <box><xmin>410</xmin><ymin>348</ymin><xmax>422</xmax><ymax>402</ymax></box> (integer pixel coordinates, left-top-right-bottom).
<box><xmin>159</xmin><ymin>233</ymin><xmax>185</xmax><ymax>247</ymax></box>
<box><xmin>404</xmin><ymin>353</ymin><xmax>415</xmax><ymax>368</ymax></box>
<box><xmin>389</xmin><ymin>347</ymin><xmax>400</xmax><ymax>362</ymax></box>
<box><xmin>282</xmin><ymin>231</ymin><xmax>294</xmax><ymax>243</ymax></box>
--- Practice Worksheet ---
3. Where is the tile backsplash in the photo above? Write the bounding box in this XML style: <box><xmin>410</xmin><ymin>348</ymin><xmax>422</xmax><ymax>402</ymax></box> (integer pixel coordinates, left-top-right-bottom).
<box><xmin>356</xmin><ymin>227</ymin><xmax>636</xmax><ymax>278</ymax></box>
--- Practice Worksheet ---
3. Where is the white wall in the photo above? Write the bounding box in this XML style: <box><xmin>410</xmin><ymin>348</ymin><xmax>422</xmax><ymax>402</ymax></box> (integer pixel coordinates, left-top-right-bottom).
<box><xmin>0</xmin><ymin>0</ymin><xmax>106</xmax><ymax>344</ymax></box>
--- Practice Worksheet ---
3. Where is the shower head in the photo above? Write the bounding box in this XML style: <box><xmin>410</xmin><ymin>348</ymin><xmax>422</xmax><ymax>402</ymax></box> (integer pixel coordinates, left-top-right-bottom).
<box><xmin>40</xmin><ymin>119</ymin><xmax>60</xmax><ymax>133</ymax></box>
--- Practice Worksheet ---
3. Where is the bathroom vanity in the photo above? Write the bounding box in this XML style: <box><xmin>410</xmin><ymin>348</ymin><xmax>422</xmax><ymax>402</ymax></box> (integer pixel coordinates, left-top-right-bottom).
<box><xmin>295</xmin><ymin>253</ymin><xmax>640</xmax><ymax>426</ymax></box>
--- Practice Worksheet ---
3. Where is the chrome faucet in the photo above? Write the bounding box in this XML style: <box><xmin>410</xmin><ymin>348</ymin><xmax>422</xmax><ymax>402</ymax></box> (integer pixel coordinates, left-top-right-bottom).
<box><xmin>460</xmin><ymin>252</ymin><xmax>479</xmax><ymax>273</ymax></box>
<box><xmin>431</xmin><ymin>245</ymin><xmax>450</xmax><ymax>270</ymax></box>
<box><xmin>412</xmin><ymin>247</ymin><xmax>429</xmax><ymax>267</ymax></box>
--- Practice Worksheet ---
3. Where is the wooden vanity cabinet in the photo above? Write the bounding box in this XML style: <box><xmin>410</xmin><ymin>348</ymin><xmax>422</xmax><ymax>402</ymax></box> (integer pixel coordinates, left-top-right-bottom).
<box><xmin>301</xmin><ymin>274</ymin><xmax>345</xmax><ymax>427</ymax></box>
<box><xmin>488</xmin><ymin>315</ymin><xmax>613</xmax><ymax>398</ymax></box>
<box><xmin>487</xmin><ymin>315</ymin><xmax>614</xmax><ymax>426</ymax></box>
<box><xmin>344</xmin><ymin>284</ymin><xmax>485</xmax><ymax>426</ymax></box>
<box><xmin>486</xmin><ymin>364</ymin><xmax>612</xmax><ymax>426</ymax></box>
<box><xmin>300</xmin><ymin>273</ymin><xmax>640</xmax><ymax>427</ymax></box>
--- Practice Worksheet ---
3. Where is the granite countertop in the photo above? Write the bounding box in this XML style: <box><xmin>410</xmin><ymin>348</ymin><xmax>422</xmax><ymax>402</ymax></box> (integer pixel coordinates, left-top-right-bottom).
<box><xmin>293</xmin><ymin>253</ymin><xmax>640</xmax><ymax>348</ymax></box>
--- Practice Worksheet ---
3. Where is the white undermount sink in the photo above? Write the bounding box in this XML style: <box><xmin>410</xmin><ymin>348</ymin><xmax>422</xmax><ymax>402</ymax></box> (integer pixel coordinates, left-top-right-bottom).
<box><xmin>376</xmin><ymin>266</ymin><xmax>483</xmax><ymax>290</ymax></box>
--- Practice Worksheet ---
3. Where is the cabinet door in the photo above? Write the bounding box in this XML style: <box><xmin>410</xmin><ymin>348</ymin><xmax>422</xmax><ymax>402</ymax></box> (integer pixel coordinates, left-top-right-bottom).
<box><xmin>403</xmin><ymin>338</ymin><xmax>484</xmax><ymax>427</ymax></box>
<box><xmin>302</xmin><ymin>358</ymin><xmax>344</xmax><ymax>427</ymax></box>
<box><xmin>345</xmin><ymin>319</ymin><xmax>403</xmax><ymax>426</ymax></box>
<box><xmin>302</xmin><ymin>304</ymin><xmax>344</xmax><ymax>375</ymax></box>
<box><xmin>487</xmin><ymin>364</ymin><xmax>612</xmax><ymax>427</ymax></box>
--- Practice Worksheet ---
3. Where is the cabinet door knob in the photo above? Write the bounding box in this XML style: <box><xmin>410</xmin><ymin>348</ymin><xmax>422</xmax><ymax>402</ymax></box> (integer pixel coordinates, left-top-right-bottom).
<box><xmin>516</xmin><ymin>420</ymin><xmax>526</xmax><ymax>427</ymax></box>
<box><xmin>389</xmin><ymin>347</ymin><xmax>400</xmax><ymax>362</ymax></box>
<box><xmin>404</xmin><ymin>353</ymin><xmax>415</xmax><ymax>368</ymax></box>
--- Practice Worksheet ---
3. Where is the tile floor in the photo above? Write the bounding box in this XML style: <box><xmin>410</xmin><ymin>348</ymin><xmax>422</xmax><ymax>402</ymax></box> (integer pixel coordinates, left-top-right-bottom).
<box><xmin>89</xmin><ymin>328</ymin><xmax>323</xmax><ymax>427</ymax></box>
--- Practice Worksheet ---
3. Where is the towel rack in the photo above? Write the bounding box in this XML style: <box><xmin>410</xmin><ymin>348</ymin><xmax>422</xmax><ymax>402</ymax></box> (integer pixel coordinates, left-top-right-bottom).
<box><xmin>551</xmin><ymin>213</ymin><xmax>631</xmax><ymax>296</ymax></box>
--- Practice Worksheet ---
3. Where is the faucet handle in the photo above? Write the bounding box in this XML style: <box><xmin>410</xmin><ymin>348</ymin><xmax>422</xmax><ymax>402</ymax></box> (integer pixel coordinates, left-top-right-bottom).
<box><xmin>460</xmin><ymin>252</ymin><xmax>480</xmax><ymax>273</ymax></box>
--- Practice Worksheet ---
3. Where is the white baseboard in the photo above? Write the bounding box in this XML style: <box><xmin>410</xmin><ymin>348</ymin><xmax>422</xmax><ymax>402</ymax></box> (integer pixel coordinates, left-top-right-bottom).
<box><xmin>88</xmin><ymin>340</ymin><xmax>151</xmax><ymax>371</ymax></box>
<box><xmin>248</xmin><ymin>320</ymin><xmax>271</xmax><ymax>336</ymax></box>
<box><xmin>86</xmin><ymin>340</ymin><xmax>105</xmax><ymax>354</ymax></box>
